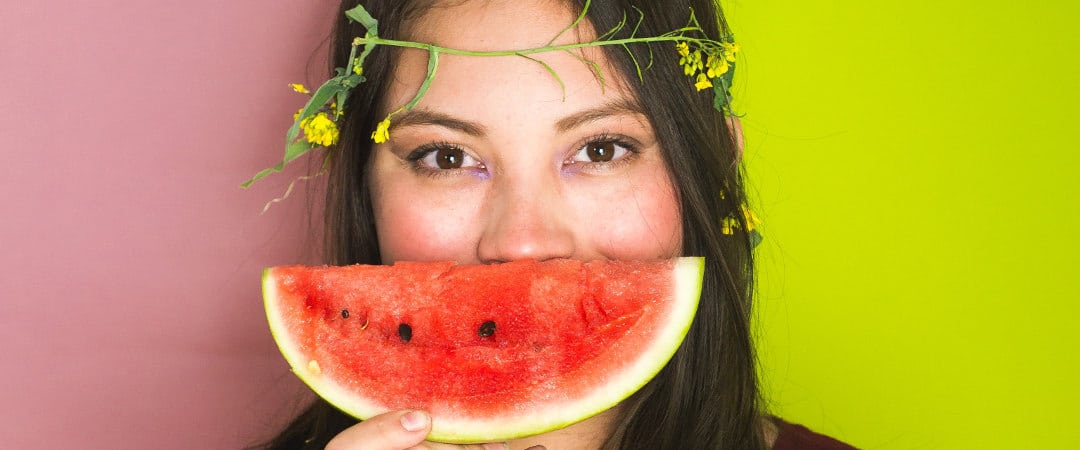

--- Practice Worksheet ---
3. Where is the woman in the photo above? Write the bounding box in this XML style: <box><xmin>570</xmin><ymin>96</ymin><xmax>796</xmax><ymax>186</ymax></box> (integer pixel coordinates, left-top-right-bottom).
<box><xmin>258</xmin><ymin>0</ymin><xmax>855</xmax><ymax>448</ymax></box>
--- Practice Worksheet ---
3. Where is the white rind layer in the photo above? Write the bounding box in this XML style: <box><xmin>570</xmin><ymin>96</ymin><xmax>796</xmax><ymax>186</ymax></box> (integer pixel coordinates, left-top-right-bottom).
<box><xmin>263</xmin><ymin>257</ymin><xmax>705</xmax><ymax>443</ymax></box>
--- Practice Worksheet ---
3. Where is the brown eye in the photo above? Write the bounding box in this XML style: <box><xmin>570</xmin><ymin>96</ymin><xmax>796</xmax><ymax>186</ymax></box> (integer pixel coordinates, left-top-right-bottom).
<box><xmin>409</xmin><ymin>144</ymin><xmax>482</xmax><ymax>172</ymax></box>
<box><xmin>436</xmin><ymin>147</ymin><xmax>464</xmax><ymax>169</ymax></box>
<box><xmin>585</xmin><ymin>141</ymin><xmax>616</xmax><ymax>162</ymax></box>
<box><xmin>570</xmin><ymin>138</ymin><xmax>633</xmax><ymax>166</ymax></box>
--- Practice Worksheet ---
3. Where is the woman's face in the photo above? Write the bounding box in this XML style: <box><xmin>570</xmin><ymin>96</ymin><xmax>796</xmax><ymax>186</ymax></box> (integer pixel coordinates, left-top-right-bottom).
<box><xmin>370</xmin><ymin>0</ymin><xmax>682</xmax><ymax>265</ymax></box>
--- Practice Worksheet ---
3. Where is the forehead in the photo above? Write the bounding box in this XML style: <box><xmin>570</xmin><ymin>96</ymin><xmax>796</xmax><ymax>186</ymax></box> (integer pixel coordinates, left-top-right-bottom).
<box><xmin>384</xmin><ymin>0</ymin><xmax>639</xmax><ymax>119</ymax></box>
<box><xmin>403</xmin><ymin>0</ymin><xmax>583</xmax><ymax>49</ymax></box>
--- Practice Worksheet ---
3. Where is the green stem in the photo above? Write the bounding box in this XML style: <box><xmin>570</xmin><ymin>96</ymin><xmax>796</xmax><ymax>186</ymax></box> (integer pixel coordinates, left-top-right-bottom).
<box><xmin>345</xmin><ymin>40</ymin><xmax>360</xmax><ymax>72</ymax></box>
<box><xmin>353</xmin><ymin>34</ymin><xmax>710</xmax><ymax>58</ymax></box>
<box><xmin>405</xmin><ymin>48</ymin><xmax>439</xmax><ymax>110</ymax></box>
<box><xmin>547</xmin><ymin>0</ymin><xmax>591</xmax><ymax>46</ymax></box>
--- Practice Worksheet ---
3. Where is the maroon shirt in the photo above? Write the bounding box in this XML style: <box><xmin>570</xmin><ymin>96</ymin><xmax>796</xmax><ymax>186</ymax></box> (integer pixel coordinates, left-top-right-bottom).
<box><xmin>772</xmin><ymin>418</ymin><xmax>859</xmax><ymax>450</ymax></box>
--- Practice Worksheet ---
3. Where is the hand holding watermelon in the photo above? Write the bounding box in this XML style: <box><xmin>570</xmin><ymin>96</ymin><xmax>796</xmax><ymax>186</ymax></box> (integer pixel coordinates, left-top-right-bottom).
<box><xmin>326</xmin><ymin>410</ymin><xmax>536</xmax><ymax>450</ymax></box>
<box><xmin>325</xmin><ymin>410</ymin><xmax>437</xmax><ymax>450</ymax></box>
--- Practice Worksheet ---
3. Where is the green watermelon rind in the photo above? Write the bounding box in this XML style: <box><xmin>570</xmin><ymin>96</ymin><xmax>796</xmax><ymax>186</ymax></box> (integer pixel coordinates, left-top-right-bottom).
<box><xmin>263</xmin><ymin>257</ymin><xmax>704</xmax><ymax>443</ymax></box>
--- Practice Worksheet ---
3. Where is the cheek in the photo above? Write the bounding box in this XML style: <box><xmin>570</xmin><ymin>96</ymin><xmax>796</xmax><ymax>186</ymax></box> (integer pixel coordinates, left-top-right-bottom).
<box><xmin>370</xmin><ymin>168</ymin><xmax>480</xmax><ymax>264</ymax></box>
<box><xmin>579</xmin><ymin>171</ymin><xmax>682</xmax><ymax>260</ymax></box>
<box><xmin>373</xmin><ymin>197</ymin><xmax>477</xmax><ymax>263</ymax></box>
<box><xmin>373</xmin><ymin>200</ymin><xmax>444</xmax><ymax>263</ymax></box>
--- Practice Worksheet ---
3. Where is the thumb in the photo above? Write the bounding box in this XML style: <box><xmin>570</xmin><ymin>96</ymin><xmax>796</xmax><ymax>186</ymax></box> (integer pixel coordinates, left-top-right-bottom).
<box><xmin>326</xmin><ymin>410</ymin><xmax>431</xmax><ymax>450</ymax></box>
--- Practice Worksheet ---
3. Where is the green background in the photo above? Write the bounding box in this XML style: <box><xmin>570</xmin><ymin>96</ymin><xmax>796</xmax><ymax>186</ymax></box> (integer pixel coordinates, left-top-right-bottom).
<box><xmin>728</xmin><ymin>0</ymin><xmax>1079</xmax><ymax>448</ymax></box>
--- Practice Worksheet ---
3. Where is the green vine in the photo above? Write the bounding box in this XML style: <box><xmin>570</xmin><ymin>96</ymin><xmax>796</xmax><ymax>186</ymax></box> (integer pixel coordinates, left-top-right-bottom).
<box><xmin>243</xmin><ymin>0</ymin><xmax>740</xmax><ymax>189</ymax></box>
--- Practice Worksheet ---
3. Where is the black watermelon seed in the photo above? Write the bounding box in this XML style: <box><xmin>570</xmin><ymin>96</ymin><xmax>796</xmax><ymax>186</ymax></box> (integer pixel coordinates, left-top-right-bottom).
<box><xmin>398</xmin><ymin>323</ymin><xmax>412</xmax><ymax>343</ymax></box>
<box><xmin>341</xmin><ymin>309</ymin><xmax>349</xmax><ymax>319</ymax></box>
<box><xmin>478</xmin><ymin>321</ymin><xmax>496</xmax><ymax>338</ymax></box>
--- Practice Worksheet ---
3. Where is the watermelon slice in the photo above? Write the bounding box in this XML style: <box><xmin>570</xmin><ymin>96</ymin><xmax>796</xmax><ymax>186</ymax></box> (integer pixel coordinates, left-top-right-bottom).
<box><xmin>263</xmin><ymin>257</ymin><xmax>703</xmax><ymax>443</ymax></box>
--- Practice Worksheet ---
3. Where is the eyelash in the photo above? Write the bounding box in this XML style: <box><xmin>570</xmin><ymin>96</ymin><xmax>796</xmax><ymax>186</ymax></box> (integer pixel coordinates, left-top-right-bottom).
<box><xmin>565</xmin><ymin>134</ymin><xmax>641</xmax><ymax>173</ymax></box>
<box><xmin>404</xmin><ymin>141</ymin><xmax>484</xmax><ymax>178</ymax></box>
<box><xmin>402</xmin><ymin>133</ymin><xmax>642</xmax><ymax>178</ymax></box>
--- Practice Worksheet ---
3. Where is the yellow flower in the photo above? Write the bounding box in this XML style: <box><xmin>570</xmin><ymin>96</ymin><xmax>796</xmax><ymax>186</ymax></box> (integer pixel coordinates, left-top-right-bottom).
<box><xmin>680</xmin><ymin>49</ymin><xmax>704</xmax><ymax>76</ymax></box>
<box><xmin>721</xmin><ymin>217</ymin><xmax>737</xmax><ymax>235</ymax></box>
<box><xmin>742</xmin><ymin>205</ymin><xmax>762</xmax><ymax>232</ymax></box>
<box><xmin>301</xmin><ymin>112</ymin><xmax>340</xmax><ymax>147</ymax></box>
<box><xmin>290</xmin><ymin>83</ymin><xmax>310</xmax><ymax>94</ymax></box>
<box><xmin>371</xmin><ymin>118</ymin><xmax>391</xmax><ymax>143</ymax></box>
<box><xmin>720</xmin><ymin>205</ymin><xmax>761</xmax><ymax>235</ymax></box>
<box><xmin>676</xmin><ymin>42</ymin><xmax>690</xmax><ymax>57</ymax></box>
<box><xmin>353</xmin><ymin>60</ymin><xmax>363</xmax><ymax>76</ymax></box>
<box><xmin>721</xmin><ymin>42</ymin><xmax>740</xmax><ymax>62</ymax></box>
<box><xmin>706</xmin><ymin>54</ymin><xmax>730</xmax><ymax>78</ymax></box>
<box><xmin>694</xmin><ymin>73</ymin><xmax>713</xmax><ymax>91</ymax></box>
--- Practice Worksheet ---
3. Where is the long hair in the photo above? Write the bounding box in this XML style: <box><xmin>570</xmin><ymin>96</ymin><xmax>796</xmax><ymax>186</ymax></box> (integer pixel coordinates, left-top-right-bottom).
<box><xmin>257</xmin><ymin>1</ymin><xmax>764</xmax><ymax>448</ymax></box>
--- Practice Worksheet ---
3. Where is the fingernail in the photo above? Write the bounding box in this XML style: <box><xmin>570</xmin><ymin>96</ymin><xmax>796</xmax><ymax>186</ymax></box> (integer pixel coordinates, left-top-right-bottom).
<box><xmin>525</xmin><ymin>446</ymin><xmax>547</xmax><ymax>450</ymax></box>
<box><xmin>400</xmin><ymin>410</ymin><xmax>430</xmax><ymax>432</ymax></box>
<box><xmin>482</xmin><ymin>444</ymin><xmax>509</xmax><ymax>450</ymax></box>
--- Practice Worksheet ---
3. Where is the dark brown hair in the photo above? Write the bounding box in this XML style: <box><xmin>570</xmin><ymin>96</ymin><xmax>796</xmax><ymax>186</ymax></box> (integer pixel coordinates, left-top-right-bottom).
<box><xmin>258</xmin><ymin>1</ymin><xmax>764</xmax><ymax>448</ymax></box>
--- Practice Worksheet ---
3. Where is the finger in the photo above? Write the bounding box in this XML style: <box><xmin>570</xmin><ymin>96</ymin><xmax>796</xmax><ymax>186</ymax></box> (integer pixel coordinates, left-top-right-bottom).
<box><xmin>326</xmin><ymin>410</ymin><xmax>432</xmax><ymax>450</ymax></box>
<box><xmin>404</xmin><ymin>442</ymin><xmax>508</xmax><ymax>450</ymax></box>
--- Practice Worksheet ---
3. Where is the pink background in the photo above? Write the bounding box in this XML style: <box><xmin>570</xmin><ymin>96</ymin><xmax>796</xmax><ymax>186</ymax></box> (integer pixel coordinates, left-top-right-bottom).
<box><xmin>1</xmin><ymin>1</ymin><xmax>341</xmax><ymax>447</ymax></box>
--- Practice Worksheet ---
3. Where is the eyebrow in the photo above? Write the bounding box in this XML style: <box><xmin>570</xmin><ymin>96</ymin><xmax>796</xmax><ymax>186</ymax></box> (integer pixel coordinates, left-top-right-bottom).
<box><xmin>388</xmin><ymin>98</ymin><xmax>646</xmax><ymax>136</ymax></box>
<box><xmin>555</xmin><ymin>98</ymin><xmax>646</xmax><ymax>133</ymax></box>
<box><xmin>390</xmin><ymin>109</ymin><xmax>487</xmax><ymax>137</ymax></box>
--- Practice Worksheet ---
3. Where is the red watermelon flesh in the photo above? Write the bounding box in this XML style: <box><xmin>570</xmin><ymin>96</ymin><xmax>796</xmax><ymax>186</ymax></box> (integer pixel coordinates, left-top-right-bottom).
<box><xmin>263</xmin><ymin>257</ymin><xmax>703</xmax><ymax>443</ymax></box>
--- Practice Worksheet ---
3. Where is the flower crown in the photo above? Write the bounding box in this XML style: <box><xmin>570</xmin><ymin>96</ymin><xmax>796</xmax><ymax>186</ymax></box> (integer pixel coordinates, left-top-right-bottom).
<box><xmin>242</xmin><ymin>0</ymin><xmax>739</xmax><ymax>188</ymax></box>
<box><xmin>243</xmin><ymin>1</ymin><xmax>758</xmax><ymax>245</ymax></box>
